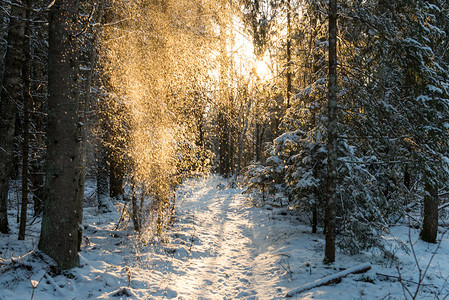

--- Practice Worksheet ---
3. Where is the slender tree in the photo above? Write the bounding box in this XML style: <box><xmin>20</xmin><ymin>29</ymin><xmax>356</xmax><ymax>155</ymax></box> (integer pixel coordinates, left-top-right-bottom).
<box><xmin>324</xmin><ymin>0</ymin><xmax>338</xmax><ymax>263</ymax></box>
<box><xmin>97</xmin><ymin>142</ymin><xmax>110</xmax><ymax>212</ymax></box>
<box><xmin>38</xmin><ymin>0</ymin><xmax>84</xmax><ymax>269</ymax></box>
<box><xmin>286</xmin><ymin>0</ymin><xmax>292</xmax><ymax>108</ymax></box>
<box><xmin>421</xmin><ymin>179</ymin><xmax>439</xmax><ymax>243</ymax></box>
<box><xmin>29</xmin><ymin>8</ymin><xmax>49</xmax><ymax>217</ymax></box>
<box><xmin>233</xmin><ymin>98</ymin><xmax>252</xmax><ymax>181</ymax></box>
<box><xmin>18</xmin><ymin>0</ymin><xmax>33</xmax><ymax>240</ymax></box>
<box><xmin>0</xmin><ymin>1</ymin><xmax>27</xmax><ymax>234</ymax></box>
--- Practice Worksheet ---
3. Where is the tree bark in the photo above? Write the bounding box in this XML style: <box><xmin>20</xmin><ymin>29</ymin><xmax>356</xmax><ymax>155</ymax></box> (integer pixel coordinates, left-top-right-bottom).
<box><xmin>93</xmin><ymin>4</ymin><xmax>111</xmax><ymax>212</ymax></box>
<box><xmin>18</xmin><ymin>0</ymin><xmax>32</xmax><ymax>240</ymax></box>
<box><xmin>233</xmin><ymin>98</ymin><xmax>252</xmax><ymax>182</ymax></box>
<box><xmin>109</xmin><ymin>154</ymin><xmax>124</xmax><ymax>198</ymax></box>
<box><xmin>0</xmin><ymin>1</ymin><xmax>27</xmax><ymax>234</ymax></box>
<box><xmin>312</xmin><ymin>203</ymin><xmax>318</xmax><ymax>234</ymax></box>
<box><xmin>31</xmin><ymin>93</ymin><xmax>45</xmax><ymax>217</ymax></box>
<box><xmin>97</xmin><ymin>142</ymin><xmax>110</xmax><ymax>212</ymax></box>
<box><xmin>0</xmin><ymin>2</ymin><xmax>5</xmax><ymax>79</ymax></box>
<box><xmin>420</xmin><ymin>180</ymin><xmax>439</xmax><ymax>243</ymax></box>
<box><xmin>254</xmin><ymin>123</ymin><xmax>263</xmax><ymax>162</ymax></box>
<box><xmin>131</xmin><ymin>179</ymin><xmax>140</xmax><ymax>233</ymax></box>
<box><xmin>38</xmin><ymin>0</ymin><xmax>83</xmax><ymax>269</ymax></box>
<box><xmin>30</xmin><ymin>21</ymin><xmax>47</xmax><ymax>217</ymax></box>
<box><xmin>218</xmin><ymin>111</ymin><xmax>231</xmax><ymax>176</ymax></box>
<box><xmin>217</xmin><ymin>11</ymin><xmax>233</xmax><ymax>177</ymax></box>
<box><xmin>286</xmin><ymin>0</ymin><xmax>292</xmax><ymax>108</ymax></box>
<box><xmin>325</xmin><ymin>0</ymin><xmax>338</xmax><ymax>263</ymax></box>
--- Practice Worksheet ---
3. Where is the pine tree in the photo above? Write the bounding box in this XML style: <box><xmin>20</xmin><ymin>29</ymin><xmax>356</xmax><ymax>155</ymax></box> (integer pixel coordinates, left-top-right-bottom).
<box><xmin>324</xmin><ymin>0</ymin><xmax>338</xmax><ymax>263</ymax></box>
<box><xmin>0</xmin><ymin>0</ymin><xmax>27</xmax><ymax>234</ymax></box>
<box><xmin>38</xmin><ymin>0</ymin><xmax>84</xmax><ymax>269</ymax></box>
<box><xmin>18</xmin><ymin>0</ymin><xmax>33</xmax><ymax>240</ymax></box>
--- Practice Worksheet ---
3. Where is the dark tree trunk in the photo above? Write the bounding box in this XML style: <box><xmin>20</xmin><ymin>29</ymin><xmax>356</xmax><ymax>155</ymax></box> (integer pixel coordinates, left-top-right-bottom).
<box><xmin>92</xmin><ymin>5</ymin><xmax>110</xmax><ymax>212</ymax></box>
<box><xmin>0</xmin><ymin>1</ymin><xmax>27</xmax><ymax>234</ymax></box>
<box><xmin>254</xmin><ymin>123</ymin><xmax>260</xmax><ymax>162</ymax></box>
<box><xmin>404</xmin><ymin>166</ymin><xmax>411</xmax><ymax>190</ymax></box>
<box><xmin>131</xmin><ymin>180</ymin><xmax>140</xmax><ymax>233</ymax></box>
<box><xmin>218</xmin><ymin>111</ymin><xmax>230</xmax><ymax>176</ymax></box>
<box><xmin>233</xmin><ymin>99</ymin><xmax>252</xmax><ymax>181</ymax></box>
<box><xmin>254</xmin><ymin>123</ymin><xmax>265</xmax><ymax>162</ymax></box>
<box><xmin>11</xmin><ymin>116</ymin><xmax>22</xmax><ymax>180</ymax></box>
<box><xmin>286</xmin><ymin>0</ymin><xmax>292</xmax><ymax>108</ymax></box>
<box><xmin>312</xmin><ymin>204</ymin><xmax>318</xmax><ymax>234</ymax></box>
<box><xmin>38</xmin><ymin>0</ymin><xmax>83</xmax><ymax>269</ymax></box>
<box><xmin>217</xmin><ymin>15</ymin><xmax>233</xmax><ymax>177</ymax></box>
<box><xmin>197</xmin><ymin>116</ymin><xmax>205</xmax><ymax>147</ymax></box>
<box><xmin>0</xmin><ymin>2</ymin><xmax>5</xmax><ymax>78</ymax></box>
<box><xmin>29</xmin><ymin>6</ymin><xmax>48</xmax><ymax>218</ymax></box>
<box><xmin>31</xmin><ymin>172</ymin><xmax>44</xmax><ymax>216</ymax></box>
<box><xmin>420</xmin><ymin>181</ymin><xmax>439</xmax><ymax>243</ymax></box>
<box><xmin>18</xmin><ymin>0</ymin><xmax>32</xmax><ymax>240</ymax></box>
<box><xmin>325</xmin><ymin>0</ymin><xmax>338</xmax><ymax>264</ymax></box>
<box><xmin>109</xmin><ymin>154</ymin><xmax>124</xmax><ymax>198</ymax></box>
<box><xmin>97</xmin><ymin>142</ymin><xmax>110</xmax><ymax>212</ymax></box>
<box><xmin>31</xmin><ymin>96</ymin><xmax>45</xmax><ymax>217</ymax></box>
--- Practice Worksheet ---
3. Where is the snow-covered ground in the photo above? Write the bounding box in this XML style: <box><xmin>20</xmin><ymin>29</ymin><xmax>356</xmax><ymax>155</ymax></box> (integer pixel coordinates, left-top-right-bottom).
<box><xmin>1</xmin><ymin>175</ymin><xmax>448</xmax><ymax>299</ymax></box>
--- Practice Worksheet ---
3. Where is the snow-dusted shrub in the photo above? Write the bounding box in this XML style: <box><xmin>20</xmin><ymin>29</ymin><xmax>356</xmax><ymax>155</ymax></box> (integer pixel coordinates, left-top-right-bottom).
<box><xmin>244</xmin><ymin>97</ymin><xmax>406</xmax><ymax>254</ymax></box>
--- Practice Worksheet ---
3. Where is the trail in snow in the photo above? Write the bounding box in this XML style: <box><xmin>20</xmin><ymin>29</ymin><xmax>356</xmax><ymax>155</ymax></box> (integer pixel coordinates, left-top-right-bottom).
<box><xmin>0</xmin><ymin>175</ymin><xmax>291</xmax><ymax>300</ymax></box>
<box><xmin>2</xmin><ymin>175</ymin><xmax>449</xmax><ymax>300</ymax></box>
<box><xmin>117</xmin><ymin>175</ymin><xmax>449</xmax><ymax>300</ymax></box>
<box><xmin>162</xmin><ymin>175</ymin><xmax>282</xmax><ymax>299</ymax></box>
<box><xmin>120</xmin><ymin>175</ymin><xmax>285</xmax><ymax>299</ymax></box>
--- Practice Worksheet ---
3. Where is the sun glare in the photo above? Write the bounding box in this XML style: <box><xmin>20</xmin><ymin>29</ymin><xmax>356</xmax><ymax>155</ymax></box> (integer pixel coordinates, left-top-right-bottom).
<box><xmin>254</xmin><ymin>57</ymin><xmax>272</xmax><ymax>81</ymax></box>
<box><xmin>232</xmin><ymin>19</ymin><xmax>273</xmax><ymax>82</ymax></box>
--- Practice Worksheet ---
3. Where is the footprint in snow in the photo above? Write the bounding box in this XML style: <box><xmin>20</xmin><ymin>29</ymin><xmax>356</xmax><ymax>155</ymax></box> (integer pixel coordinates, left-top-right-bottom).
<box><xmin>238</xmin><ymin>277</ymin><xmax>250</xmax><ymax>284</ymax></box>
<box><xmin>203</xmin><ymin>279</ymin><xmax>213</xmax><ymax>285</ymax></box>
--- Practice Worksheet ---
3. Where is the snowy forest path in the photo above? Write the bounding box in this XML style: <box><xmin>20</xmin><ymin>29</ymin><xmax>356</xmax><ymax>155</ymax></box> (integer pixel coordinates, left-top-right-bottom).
<box><xmin>149</xmin><ymin>175</ymin><xmax>283</xmax><ymax>299</ymax></box>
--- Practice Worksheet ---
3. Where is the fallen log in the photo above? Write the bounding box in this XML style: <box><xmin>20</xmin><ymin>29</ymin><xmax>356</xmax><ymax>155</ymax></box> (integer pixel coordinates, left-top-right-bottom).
<box><xmin>285</xmin><ymin>262</ymin><xmax>371</xmax><ymax>297</ymax></box>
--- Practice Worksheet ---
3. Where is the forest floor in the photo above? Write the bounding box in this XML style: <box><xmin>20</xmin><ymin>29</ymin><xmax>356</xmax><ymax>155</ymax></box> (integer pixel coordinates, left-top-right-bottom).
<box><xmin>1</xmin><ymin>175</ymin><xmax>449</xmax><ymax>299</ymax></box>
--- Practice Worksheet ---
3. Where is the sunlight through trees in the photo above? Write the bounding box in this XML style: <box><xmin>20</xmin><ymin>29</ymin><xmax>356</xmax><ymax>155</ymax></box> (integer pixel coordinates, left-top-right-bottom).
<box><xmin>0</xmin><ymin>0</ymin><xmax>448</xmax><ymax>273</ymax></box>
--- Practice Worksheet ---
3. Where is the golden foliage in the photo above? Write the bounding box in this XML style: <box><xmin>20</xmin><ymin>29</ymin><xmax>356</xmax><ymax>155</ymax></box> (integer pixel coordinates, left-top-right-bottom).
<box><xmin>99</xmin><ymin>0</ymin><xmax>220</xmax><ymax>233</ymax></box>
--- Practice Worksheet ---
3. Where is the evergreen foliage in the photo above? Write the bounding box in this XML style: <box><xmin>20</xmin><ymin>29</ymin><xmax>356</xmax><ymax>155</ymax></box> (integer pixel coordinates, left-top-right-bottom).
<box><xmin>245</xmin><ymin>0</ymin><xmax>449</xmax><ymax>253</ymax></box>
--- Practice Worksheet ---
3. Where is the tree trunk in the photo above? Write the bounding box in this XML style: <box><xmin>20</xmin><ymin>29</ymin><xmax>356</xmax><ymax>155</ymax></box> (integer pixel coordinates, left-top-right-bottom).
<box><xmin>0</xmin><ymin>2</ymin><xmax>6</xmax><ymax>79</ymax></box>
<box><xmin>31</xmin><ymin>96</ymin><xmax>45</xmax><ymax>217</ymax></box>
<box><xmin>286</xmin><ymin>0</ymin><xmax>292</xmax><ymax>108</ymax></box>
<box><xmin>109</xmin><ymin>154</ymin><xmax>124</xmax><ymax>198</ymax></box>
<box><xmin>29</xmin><ymin>5</ymin><xmax>47</xmax><ymax>218</ymax></box>
<box><xmin>18</xmin><ymin>0</ymin><xmax>32</xmax><ymax>240</ymax></box>
<box><xmin>38</xmin><ymin>0</ymin><xmax>83</xmax><ymax>269</ymax></box>
<box><xmin>325</xmin><ymin>0</ymin><xmax>338</xmax><ymax>264</ymax></box>
<box><xmin>93</xmin><ymin>5</ymin><xmax>110</xmax><ymax>212</ymax></box>
<box><xmin>131</xmin><ymin>180</ymin><xmax>140</xmax><ymax>233</ymax></box>
<box><xmin>0</xmin><ymin>1</ymin><xmax>27</xmax><ymax>234</ymax></box>
<box><xmin>312</xmin><ymin>203</ymin><xmax>318</xmax><ymax>234</ymax></box>
<box><xmin>233</xmin><ymin>99</ymin><xmax>252</xmax><ymax>182</ymax></box>
<box><xmin>218</xmin><ymin>111</ymin><xmax>230</xmax><ymax>175</ymax></box>
<box><xmin>420</xmin><ymin>180</ymin><xmax>439</xmax><ymax>243</ymax></box>
<box><xmin>97</xmin><ymin>142</ymin><xmax>110</xmax><ymax>212</ymax></box>
<box><xmin>217</xmin><ymin>12</ymin><xmax>233</xmax><ymax>177</ymax></box>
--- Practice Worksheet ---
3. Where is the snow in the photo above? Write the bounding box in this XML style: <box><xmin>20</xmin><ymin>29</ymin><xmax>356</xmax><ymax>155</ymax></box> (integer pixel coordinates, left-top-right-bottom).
<box><xmin>285</xmin><ymin>262</ymin><xmax>372</xmax><ymax>297</ymax></box>
<box><xmin>1</xmin><ymin>175</ymin><xmax>449</xmax><ymax>299</ymax></box>
<box><xmin>427</xmin><ymin>85</ymin><xmax>443</xmax><ymax>94</ymax></box>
